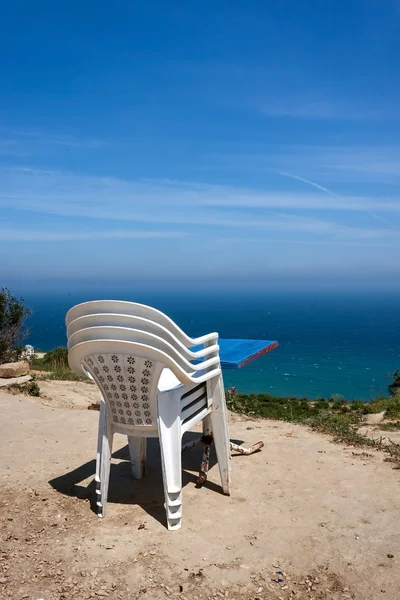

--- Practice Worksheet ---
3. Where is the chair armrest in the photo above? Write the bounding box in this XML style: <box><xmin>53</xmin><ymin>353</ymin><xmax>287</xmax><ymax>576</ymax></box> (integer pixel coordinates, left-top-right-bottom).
<box><xmin>190</xmin><ymin>354</ymin><xmax>221</xmax><ymax>372</ymax></box>
<box><xmin>188</xmin><ymin>343</ymin><xmax>219</xmax><ymax>360</ymax></box>
<box><xmin>189</xmin><ymin>332</ymin><xmax>219</xmax><ymax>346</ymax></box>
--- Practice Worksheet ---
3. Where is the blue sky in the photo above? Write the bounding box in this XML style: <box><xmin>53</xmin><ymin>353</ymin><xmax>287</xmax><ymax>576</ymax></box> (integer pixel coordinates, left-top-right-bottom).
<box><xmin>1</xmin><ymin>0</ymin><xmax>400</xmax><ymax>292</ymax></box>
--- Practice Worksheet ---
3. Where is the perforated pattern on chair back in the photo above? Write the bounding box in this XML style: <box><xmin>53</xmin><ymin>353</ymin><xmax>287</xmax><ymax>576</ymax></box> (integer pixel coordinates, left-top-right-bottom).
<box><xmin>83</xmin><ymin>352</ymin><xmax>163</xmax><ymax>427</ymax></box>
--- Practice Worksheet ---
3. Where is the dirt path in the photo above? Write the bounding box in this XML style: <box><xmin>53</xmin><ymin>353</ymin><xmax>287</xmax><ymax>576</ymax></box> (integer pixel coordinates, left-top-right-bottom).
<box><xmin>1</xmin><ymin>388</ymin><xmax>399</xmax><ymax>600</ymax></box>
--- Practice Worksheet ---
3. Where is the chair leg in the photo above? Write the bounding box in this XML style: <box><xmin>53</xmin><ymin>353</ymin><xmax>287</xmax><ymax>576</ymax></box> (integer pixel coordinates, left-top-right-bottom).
<box><xmin>157</xmin><ymin>391</ymin><xmax>182</xmax><ymax>531</ymax></box>
<box><xmin>209</xmin><ymin>378</ymin><xmax>231</xmax><ymax>495</ymax></box>
<box><xmin>128</xmin><ymin>436</ymin><xmax>147</xmax><ymax>479</ymax></box>
<box><xmin>97</xmin><ymin>413</ymin><xmax>113</xmax><ymax>518</ymax></box>
<box><xmin>95</xmin><ymin>400</ymin><xmax>106</xmax><ymax>513</ymax></box>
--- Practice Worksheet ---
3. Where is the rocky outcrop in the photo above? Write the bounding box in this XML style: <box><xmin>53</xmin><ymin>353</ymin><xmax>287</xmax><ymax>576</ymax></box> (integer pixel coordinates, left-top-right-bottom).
<box><xmin>0</xmin><ymin>361</ymin><xmax>30</xmax><ymax>378</ymax></box>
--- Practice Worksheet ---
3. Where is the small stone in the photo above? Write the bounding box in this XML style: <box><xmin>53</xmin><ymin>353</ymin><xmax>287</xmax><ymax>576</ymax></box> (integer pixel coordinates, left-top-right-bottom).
<box><xmin>0</xmin><ymin>577</ymin><xmax>7</xmax><ymax>584</ymax></box>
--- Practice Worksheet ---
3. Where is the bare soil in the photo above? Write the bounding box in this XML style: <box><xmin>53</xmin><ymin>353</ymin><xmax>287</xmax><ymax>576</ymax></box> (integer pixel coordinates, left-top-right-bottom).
<box><xmin>1</xmin><ymin>383</ymin><xmax>399</xmax><ymax>600</ymax></box>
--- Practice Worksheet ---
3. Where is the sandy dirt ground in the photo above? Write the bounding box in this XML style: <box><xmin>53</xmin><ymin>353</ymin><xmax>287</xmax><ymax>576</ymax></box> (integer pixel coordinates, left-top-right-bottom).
<box><xmin>1</xmin><ymin>382</ymin><xmax>400</xmax><ymax>600</ymax></box>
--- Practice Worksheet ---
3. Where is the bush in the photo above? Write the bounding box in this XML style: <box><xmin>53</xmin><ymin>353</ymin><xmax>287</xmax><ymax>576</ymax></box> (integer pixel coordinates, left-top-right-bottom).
<box><xmin>380</xmin><ymin>421</ymin><xmax>400</xmax><ymax>431</ymax></box>
<box><xmin>31</xmin><ymin>346</ymin><xmax>86</xmax><ymax>381</ymax></box>
<box><xmin>367</xmin><ymin>396</ymin><xmax>400</xmax><ymax>419</ymax></box>
<box><xmin>5</xmin><ymin>374</ymin><xmax>40</xmax><ymax>397</ymax></box>
<box><xmin>388</xmin><ymin>370</ymin><xmax>400</xmax><ymax>397</ymax></box>
<box><xmin>315</xmin><ymin>399</ymin><xmax>330</xmax><ymax>410</ymax></box>
<box><xmin>32</xmin><ymin>346</ymin><xmax>69</xmax><ymax>370</ymax></box>
<box><xmin>0</xmin><ymin>288</ymin><xmax>32</xmax><ymax>364</ymax></box>
<box><xmin>330</xmin><ymin>393</ymin><xmax>345</xmax><ymax>403</ymax></box>
<box><xmin>26</xmin><ymin>375</ymin><xmax>40</xmax><ymax>397</ymax></box>
<box><xmin>384</xmin><ymin>396</ymin><xmax>400</xmax><ymax>420</ymax></box>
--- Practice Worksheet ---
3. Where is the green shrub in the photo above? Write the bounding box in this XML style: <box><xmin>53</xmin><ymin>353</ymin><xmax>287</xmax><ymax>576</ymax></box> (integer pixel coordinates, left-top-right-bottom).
<box><xmin>330</xmin><ymin>393</ymin><xmax>345</xmax><ymax>403</ymax></box>
<box><xmin>315</xmin><ymin>399</ymin><xmax>330</xmax><ymax>410</ymax></box>
<box><xmin>32</xmin><ymin>346</ymin><xmax>69</xmax><ymax>371</ymax></box>
<box><xmin>380</xmin><ymin>421</ymin><xmax>400</xmax><ymax>431</ymax></box>
<box><xmin>332</xmin><ymin>399</ymin><xmax>347</xmax><ymax>410</ymax></box>
<box><xmin>0</xmin><ymin>288</ymin><xmax>32</xmax><ymax>364</ymax></box>
<box><xmin>384</xmin><ymin>396</ymin><xmax>400</xmax><ymax>420</ymax></box>
<box><xmin>26</xmin><ymin>376</ymin><xmax>40</xmax><ymax>397</ymax></box>
<box><xmin>388</xmin><ymin>370</ymin><xmax>400</xmax><ymax>397</ymax></box>
<box><xmin>31</xmin><ymin>346</ymin><xmax>86</xmax><ymax>381</ymax></box>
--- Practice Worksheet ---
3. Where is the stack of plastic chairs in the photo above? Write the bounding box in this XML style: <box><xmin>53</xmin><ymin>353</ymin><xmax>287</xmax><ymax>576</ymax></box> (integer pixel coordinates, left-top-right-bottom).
<box><xmin>66</xmin><ymin>300</ymin><xmax>231</xmax><ymax>530</ymax></box>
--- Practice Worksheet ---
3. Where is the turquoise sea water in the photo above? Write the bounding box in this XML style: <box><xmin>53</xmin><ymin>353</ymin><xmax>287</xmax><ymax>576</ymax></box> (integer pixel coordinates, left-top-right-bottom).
<box><xmin>24</xmin><ymin>290</ymin><xmax>400</xmax><ymax>401</ymax></box>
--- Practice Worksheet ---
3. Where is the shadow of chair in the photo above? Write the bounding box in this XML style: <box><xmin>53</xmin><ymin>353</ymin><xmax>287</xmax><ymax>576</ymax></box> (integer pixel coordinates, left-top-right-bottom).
<box><xmin>49</xmin><ymin>431</ymin><xmax>245</xmax><ymax>528</ymax></box>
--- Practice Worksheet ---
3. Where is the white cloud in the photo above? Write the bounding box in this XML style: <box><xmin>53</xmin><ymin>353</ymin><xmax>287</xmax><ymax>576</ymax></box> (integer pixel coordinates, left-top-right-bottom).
<box><xmin>1</xmin><ymin>166</ymin><xmax>399</xmax><ymax>241</ymax></box>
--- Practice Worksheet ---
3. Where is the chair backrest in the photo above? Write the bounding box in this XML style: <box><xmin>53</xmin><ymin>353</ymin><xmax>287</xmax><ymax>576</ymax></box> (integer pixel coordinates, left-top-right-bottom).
<box><xmin>67</xmin><ymin>326</ymin><xmax>220</xmax><ymax>375</ymax></box>
<box><xmin>67</xmin><ymin>313</ymin><xmax>218</xmax><ymax>361</ymax></box>
<box><xmin>66</xmin><ymin>300</ymin><xmax>206</xmax><ymax>348</ymax></box>
<box><xmin>68</xmin><ymin>339</ymin><xmax>220</xmax><ymax>429</ymax></box>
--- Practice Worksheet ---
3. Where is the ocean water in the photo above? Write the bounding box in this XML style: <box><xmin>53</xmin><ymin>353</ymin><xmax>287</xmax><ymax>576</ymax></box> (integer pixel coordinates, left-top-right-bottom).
<box><xmin>23</xmin><ymin>290</ymin><xmax>400</xmax><ymax>401</ymax></box>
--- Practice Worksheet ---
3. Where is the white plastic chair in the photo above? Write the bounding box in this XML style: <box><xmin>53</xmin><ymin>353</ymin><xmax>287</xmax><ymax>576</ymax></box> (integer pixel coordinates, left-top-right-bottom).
<box><xmin>67</xmin><ymin>323</ymin><xmax>231</xmax><ymax>531</ymax></box>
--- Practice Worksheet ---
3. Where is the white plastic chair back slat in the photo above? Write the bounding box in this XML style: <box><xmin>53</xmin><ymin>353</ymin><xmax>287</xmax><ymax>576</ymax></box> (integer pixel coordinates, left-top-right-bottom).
<box><xmin>68</xmin><ymin>327</ymin><xmax>220</xmax><ymax>377</ymax></box>
<box><xmin>65</xmin><ymin>300</ymin><xmax>218</xmax><ymax>347</ymax></box>
<box><xmin>67</xmin><ymin>314</ymin><xmax>219</xmax><ymax>361</ymax></box>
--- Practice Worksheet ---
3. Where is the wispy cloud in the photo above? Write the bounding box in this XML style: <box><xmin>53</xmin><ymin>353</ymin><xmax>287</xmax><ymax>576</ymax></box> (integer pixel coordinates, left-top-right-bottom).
<box><xmin>0</xmin><ymin>228</ymin><xmax>184</xmax><ymax>242</ymax></box>
<box><xmin>213</xmin><ymin>144</ymin><xmax>400</xmax><ymax>184</ymax></box>
<box><xmin>0</xmin><ymin>129</ymin><xmax>106</xmax><ymax>156</ymax></box>
<box><xmin>279</xmin><ymin>171</ymin><xmax>398</xmax><ymax>230</ymax></box>
<box><xmin>1</xmin><ymin>166</ymin><xmax>400</xmax><ymax>242</ymax></box>
<box><xmin>279</xmin><ymin>171</ymin><xmax>337</xmax><ymax>196</ymax></box>
<box><xmin>259</xmin><ymin>99</ymin><xmax>386</xmax><ymax>121</ymax></box>
<box><xmin>284</xmin><ymin>146</ymin><xmax>400</xmax><ymax>182</ymax></box>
